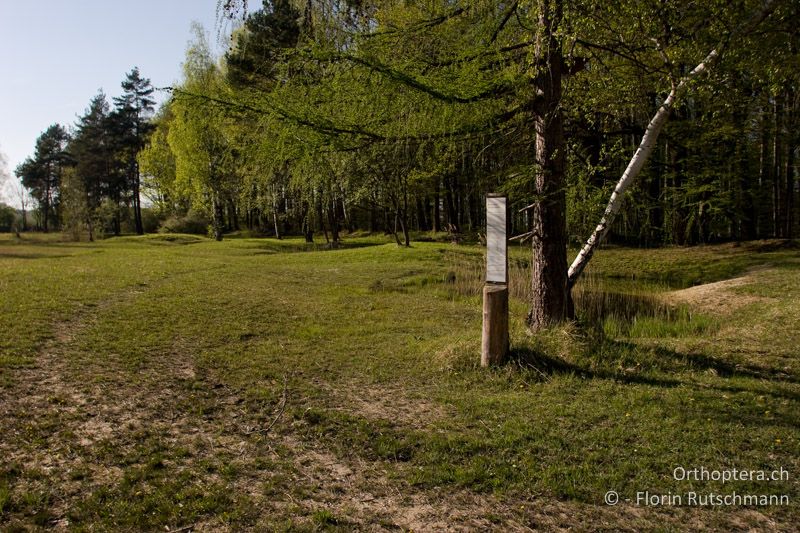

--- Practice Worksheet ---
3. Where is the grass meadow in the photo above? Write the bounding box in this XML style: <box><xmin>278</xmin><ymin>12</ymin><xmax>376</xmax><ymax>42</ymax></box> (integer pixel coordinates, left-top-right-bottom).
<box><xmin>0</xmin><ymin>232</ymin><xmax>798</xmax><ymax>531</ymax></box>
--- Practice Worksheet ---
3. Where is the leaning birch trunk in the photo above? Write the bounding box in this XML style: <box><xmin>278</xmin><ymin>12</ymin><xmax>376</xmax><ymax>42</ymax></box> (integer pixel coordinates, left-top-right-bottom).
<box><xmin>567</xmin><ymin>53</ymin><xmax>714</xmax><ymax>288</ymax></box>
<box><xmin>568</xmin><ymin>0</ymin><xmax>777</xmax><ymax>289</ymax></box>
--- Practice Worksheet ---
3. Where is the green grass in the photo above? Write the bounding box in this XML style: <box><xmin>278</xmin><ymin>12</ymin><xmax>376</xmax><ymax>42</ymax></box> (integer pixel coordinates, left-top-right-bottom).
<box><xmin>0</xmin><ymin>232</ymin><xmax>798</xmax><ymax>530</ymax></box>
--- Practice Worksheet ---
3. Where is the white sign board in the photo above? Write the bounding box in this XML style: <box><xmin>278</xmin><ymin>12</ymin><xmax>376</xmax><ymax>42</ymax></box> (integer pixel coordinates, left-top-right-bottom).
<box><xmin>486</xmin><ymin>196</ymin><xmax>507</xmax><ymax>283</ymax></box>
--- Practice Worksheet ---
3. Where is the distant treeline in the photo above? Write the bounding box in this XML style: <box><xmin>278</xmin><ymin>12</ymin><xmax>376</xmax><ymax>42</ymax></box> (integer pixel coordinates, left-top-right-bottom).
<box><xmin>12</xmin><ymin>0</ymin><xmax>799</xmax><ymax>248</ymax></box>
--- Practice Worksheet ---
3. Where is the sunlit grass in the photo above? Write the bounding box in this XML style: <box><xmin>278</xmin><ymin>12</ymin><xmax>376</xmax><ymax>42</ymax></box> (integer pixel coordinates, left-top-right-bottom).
<box><xmin>1</xmin><ymin>233</ymin><xmax>798</xmax><ymax>529</ymax></box>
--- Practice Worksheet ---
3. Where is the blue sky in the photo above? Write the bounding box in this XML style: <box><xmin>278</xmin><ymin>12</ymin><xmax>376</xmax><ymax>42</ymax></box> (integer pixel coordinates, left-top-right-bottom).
<box><xmin>0</xmin><ymin>0</ymin><xmax>232</xmax><ymax>203</ymax></box>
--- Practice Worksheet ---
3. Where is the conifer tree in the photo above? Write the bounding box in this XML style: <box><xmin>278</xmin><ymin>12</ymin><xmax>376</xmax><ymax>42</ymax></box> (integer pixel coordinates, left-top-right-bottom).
<box><xmin>69</xmin><ymin>91</ymin><xmax>117</xmax><ymax>239</ymax></box>
<box><xmin>113</xmin><ymin>67</ymin><xmax>156</xmax><ymax>234</ymax></box>
<box><xmin>15</xmin><ymin>124</ymin><xmax>70</xmax><ymax>232</ymax></box>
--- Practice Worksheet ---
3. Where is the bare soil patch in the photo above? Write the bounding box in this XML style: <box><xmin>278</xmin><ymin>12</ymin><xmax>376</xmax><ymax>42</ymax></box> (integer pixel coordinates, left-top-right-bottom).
<box><xmin>666</xmin><ymin>266</ymin><xmax>772</xmax><ymax>314</ymax></box>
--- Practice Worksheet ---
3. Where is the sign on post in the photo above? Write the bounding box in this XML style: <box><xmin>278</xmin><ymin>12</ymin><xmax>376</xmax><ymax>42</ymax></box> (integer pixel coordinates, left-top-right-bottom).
<box><xmin>482</xmin><ymin>194</ymin><xmax>509</xmax><ymax>366</ymax></box>
<box><xmin>486</xmin><ymin>195</ymin><xmax>507</xmax><ymax>284</ymax></box>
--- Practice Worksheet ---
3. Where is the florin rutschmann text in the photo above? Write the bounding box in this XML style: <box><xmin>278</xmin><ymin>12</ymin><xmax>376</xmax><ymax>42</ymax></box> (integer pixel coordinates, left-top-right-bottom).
<box><xmin>603</xmin><ymin>467</ymin><xmax>791</xmax><ymax>507</ymax></box>
<box><xmin>635</xmin><ymin>491</ymin><xmax>789</xmax><ymax>507</ymax></box>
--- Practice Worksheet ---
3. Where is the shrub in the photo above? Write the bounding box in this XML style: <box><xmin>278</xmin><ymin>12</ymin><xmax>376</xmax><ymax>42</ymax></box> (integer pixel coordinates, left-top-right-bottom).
<box><xmin>0</xmin><ymin>203</ymin><xmax>17</xmax><ymax>232</ymax></box>
<box><xmin>141</xmin><ymin>208</ymin><xmax>161</xmax><ymax>233</ymax></box>
<box><xmin>158</xmin><ymin>210</ymin><xmax>209</xmax><ymax>235</ymax></box>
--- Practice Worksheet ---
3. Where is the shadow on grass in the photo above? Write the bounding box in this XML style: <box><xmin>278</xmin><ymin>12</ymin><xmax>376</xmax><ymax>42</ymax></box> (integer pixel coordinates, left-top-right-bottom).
<box><xmin>246</xmin><ymin>239</ymin><xmax>388</xmax><ymax>254</ymax></box>
<box><xmin>0</xmin><ymin>252</ymin><xmax>78</xmax><ymax>260</ymax></box>
<box><xmin>743</xmin><ymin>239</ymin><xmax>799</xmax><ymax>253</ymax></box>
<box><xmin>508</xmin><ymin>342</ymin><xmax>800</xmax><ymax>402</ymax></box>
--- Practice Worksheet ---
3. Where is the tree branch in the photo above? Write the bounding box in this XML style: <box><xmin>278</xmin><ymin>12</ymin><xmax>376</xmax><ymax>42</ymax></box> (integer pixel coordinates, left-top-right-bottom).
<box><xmin>316</xmin><ymin>51</ymin><xmax>517</xmax><ymax>104</ymax></box>
<box><xmin>361</xmin><ymin>6</ymin><xmax>469</xmax><ymax>39</ymax></box>
<box><xmin>165</xmin><ymin>87</ymin><xmax>527</xmax><ymax>151</ymax></box>
<box><xmin>490</xmin><ymin>1</ymin><xmax>518</xmax><ymax>44</ymax></box>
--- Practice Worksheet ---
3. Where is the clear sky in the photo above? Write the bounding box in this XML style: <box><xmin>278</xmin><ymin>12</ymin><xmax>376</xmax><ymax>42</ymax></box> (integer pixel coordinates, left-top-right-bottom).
<box><xmin>0</xmin><ymin>0</ymin><xmax>230</xmax><ymax>204</ymax></box>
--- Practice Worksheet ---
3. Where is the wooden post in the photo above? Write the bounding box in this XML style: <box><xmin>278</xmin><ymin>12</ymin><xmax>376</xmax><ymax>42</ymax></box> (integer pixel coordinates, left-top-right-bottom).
<box><xmin>482</xmin><ymin>194</ymin><xmax>509</xmax><ymax>366</ymax></box>
<box><xmin>482</xmin><ymin>284</ymin><xmax>509</xmax><ymax>366</ymax></box>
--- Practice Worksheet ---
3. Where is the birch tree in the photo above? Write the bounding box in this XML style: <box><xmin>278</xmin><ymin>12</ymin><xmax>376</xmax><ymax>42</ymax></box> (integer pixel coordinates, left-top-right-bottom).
<box><xmin>567</xmin><ymin>0</ymin><xmax>782</xmax><ymax>287</ymax></box>
<box><xmin>169</xmin><ymin>25</ymin><xmax>236</xmax><ymax>240</ymax></box>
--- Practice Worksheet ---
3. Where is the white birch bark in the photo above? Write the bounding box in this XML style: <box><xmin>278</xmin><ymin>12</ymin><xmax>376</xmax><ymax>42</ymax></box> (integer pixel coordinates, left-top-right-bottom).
<box><xmin>567</xmin><ymin>0</ymin><xmax>778</xmax><ymax>288</ymax></box>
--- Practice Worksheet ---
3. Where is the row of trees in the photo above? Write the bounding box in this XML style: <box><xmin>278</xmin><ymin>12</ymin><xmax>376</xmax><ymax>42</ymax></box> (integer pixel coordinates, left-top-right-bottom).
<box><xmin>13</xmin><ymin>1</ymin><xmax>798</xmax><ymax>328</ymax></box>
<box><xmin>14</xmin><ymin>68</ymin><xmax>155</xmax><ymax>237</ymax></box>
<box><xmin>138</xmin><ymin>0</ymin><xmax>795</xmax><ymax>327</ymax></box>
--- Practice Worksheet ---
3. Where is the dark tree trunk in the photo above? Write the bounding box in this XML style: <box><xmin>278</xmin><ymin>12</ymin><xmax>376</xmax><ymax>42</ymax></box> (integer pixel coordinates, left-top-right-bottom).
<box><xmin>230</xmin><ymin>200</ymin><xmax>240</xmax><ymax>231</ymax></box>
<box><xmin>785</xmin><ymin>147</ymin><xmax>794</xmax><ymax>239</ymax></box>
<box><xmin>648</xmin><ymin>172</ymin><xmax>663</xmax><ymax>245</ymax></box>
<box><xmin>369</xmin><ymin>196</ymin><xmax>377</xmax><ymax>234</ymax></box>
<box><xmin>468</xmin><ymin>191</ymin><xmax>479</xmax><ymax>232</ymax></box>
<box><xmin>671</xmin><ymin>125</ymin><xmax>688</xmax><ymax>244</ymax></box>
<box><xmin>328</xmin><ymin>192</ymin><xmax>340</xmax><ymax>245</ymax></box>
<box><xmin>774</xmin><ymin>97</ymin><xmax>784</xmax><ymax>238</ymax></box>
<box><xmin>444</xmin><ymin>176</ymin><xmax>459</xmax><ymax>232</ymax></box>
<box><xmin>526</xmin><ymin>0</ymin><xmax>571</xmax><ymax>331</ymax></box>
<box><xmin>213</xmin><ymin>197</ymin><xmax>224</xmax><ymax>241</ymax></box>
<box><xmin>316</xmin><ymin>190</ymin><xmax>326</xmax><ymax>233</ymax></box>
<box><xmin>392</xmin><ymin>211</ymin><xmax>402</xmax><ymax>246</ymax></box>
<box><xmin>383</xmin><ymin>204</ymin><xmax>391</xmax><ymax>235</ymax></box>
<box><xmin>423</xmin><ymin>197</ymin><xmax>432</xmax><ymax>232</ymax></box>
<box><xmin>758</xmin><ymin>106</ymin><xmax>771</xmax><ymax>239</ymax></box>
<box><xmin>42</xmin><ymin>175</ymin><xmax>51</xmax><ymax>232</ymax></box>
<box><xmin>734</xmin><ymin>105</ymin><xmax>755</xmax><ymax>240</ymax></box>
<box><xmin>433</xmin><ymin>179</ymin><xmax>441</xmax><ymax>232</ymax></box>
<box><xmin>301</xmin><ymin>200</ymin><xmax>314</xmax><ymax>242</ymax></box>
<box><xmin>42</xmin><ymin>202</ymin><xmax>49</xmax><ymax>232</ymax></box>
<box><xmin>133</xmin><ymin>168</ymin><xmax>144</xmax><ymax>235</ymax></box>
<box><xmin>454</xmin><ymin>173</ymin><xmax>463</xmax><ymax>230</ymax></box>
<box><xmin>785</xmin><ymin>86</ymin><xmax>796</xmax><ymax>239</ymax></box>
<box><xmin>402</xmin><ymin>185</ymin><xmax>410</xmax><ymax>246</ymax></box>
<box><xmin>113</xmin><ymin>209</ymin><xmax>121</xmax><ymax>236</ymax></box>
<box><xmin>416</xmin><ymin>197</ymin><xmax>428</xmax><ymax>231</ymax></box>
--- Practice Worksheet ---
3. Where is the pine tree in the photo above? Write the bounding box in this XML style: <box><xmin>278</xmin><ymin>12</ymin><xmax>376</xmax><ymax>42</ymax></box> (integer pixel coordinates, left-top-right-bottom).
<box><xmin>113</xmin><ymin>67</ymin><xmax>156</xmax><ymax>234</ymax></box>
<box><xmin>225</xmin><ymin>0</ymin><xmax>301</xmax><ymax>88</ymax></box>
<box><xmin>15</xmin><ymin>124</ymin><xmax>70</xmax><ymax>231</ymax></box>
<box><xmin>69</xmin><ymin>91</ymin><xmax>117</xmax><ymax>239</ymax></box>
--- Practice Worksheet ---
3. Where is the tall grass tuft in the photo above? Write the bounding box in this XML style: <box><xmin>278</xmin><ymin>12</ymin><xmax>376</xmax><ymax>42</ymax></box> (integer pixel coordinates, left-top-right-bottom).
<box><xmin>443</xmin><ymin>249</ymin><xmax>712</xmax><ymax>337</ymax></box>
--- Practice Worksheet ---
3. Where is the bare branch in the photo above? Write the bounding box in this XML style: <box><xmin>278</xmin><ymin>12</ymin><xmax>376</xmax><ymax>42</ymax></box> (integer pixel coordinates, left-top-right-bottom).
<box><xmin>490</xmin><ymin>1</ymin><xmax>518</xmax><ymax>44</ymax></box>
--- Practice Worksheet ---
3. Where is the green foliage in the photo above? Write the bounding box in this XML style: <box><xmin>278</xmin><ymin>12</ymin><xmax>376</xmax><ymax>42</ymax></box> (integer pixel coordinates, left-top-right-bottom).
<box><xmin>157</xmin><ymin>209</ymin><xmax>211</xmax><ymax>235</ymax></box>
<box><xmin>15</xmin><ymin>124</ymin><xmax>70</xmax><ymax>231</ymax></box>
<box><xmin>14</xmin><ymin>70</ymin><xmax>158</xmax><ymax>236</ymax></box>
<box><xmin>59</xmin><ymin>167</ymin><xmax>92</xmax><ymax>241</ymax></box>
<box><xmin>112</xmin><ymin>67</ymin><xmax>157</xmax><ymax>235</ymax></box>
<box><xmin>139</xmin><ymin>106</ymin><xmax>179</xmax><ymax>214</ymax></box>
<box><xmin>0</xmin><ymin>203</ymin><xmax>15</xmax><ymax>232</ymax></box>
<box><xmin>202</xmin><ymin>0</ymin><xmax>799</xmax><ymax>252</ymax></box>
<box><xmin>15</xmin><ymin>1</ymin><xmax>799</xmax><ymax>247</ymax></box>
<box><xmin>225</xmin><ymin>0</ymin><xmax>302</xmax><ymax>88</ymax></box>
<box><xmin>167</xmin><ymin>25</ymin><xmax>237</xmax><ymax>240</ymax></box>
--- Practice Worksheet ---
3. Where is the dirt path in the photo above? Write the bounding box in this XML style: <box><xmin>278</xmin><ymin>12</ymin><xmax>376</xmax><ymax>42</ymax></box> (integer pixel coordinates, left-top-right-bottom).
<box><xmin>666</xmin><ymin>266</ymin><xmax>772</xmax><ymax>314</ymax></box>
<box><xmin>0</xmin><ymin>286</ymin><xmax>507</xmax><ymax>530</ymax></box>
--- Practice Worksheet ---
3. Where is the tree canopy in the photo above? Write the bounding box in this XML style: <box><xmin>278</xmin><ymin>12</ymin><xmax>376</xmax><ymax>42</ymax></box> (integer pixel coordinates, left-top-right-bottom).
<box><xmin>15</xmin><ymin>0</ymin><xmax>799</xmax><ymax>326</ymax></box>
